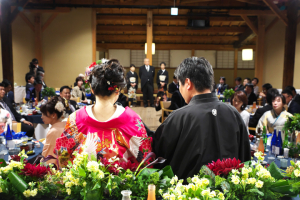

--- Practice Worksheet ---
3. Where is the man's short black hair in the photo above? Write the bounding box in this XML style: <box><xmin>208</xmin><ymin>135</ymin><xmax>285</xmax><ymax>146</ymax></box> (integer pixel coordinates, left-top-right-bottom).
<box><xmin>245</xmin><ymin>77</ymin><xmax>251</xmax><ymax>83</ymax></box>
<box><xmin>173</xmin><ymin>75</ymin><xmax>176</xmax><ymax>79</ymax></box>
<box><xmin>130</xmin><ymin>64</ymin><xmax>135</xmax><ymax>68</ymax></box>
<box><xmin>262</xmin><ymin>83</ymin><xmax>272</xmax><ymax>91</ymax></box>
<box><xmin>60</xmin><ymin>86</ymin><xmax>71</xmax><ymax>93</ymax></box>
<box><xmin>25</xmin><ymin>73</ymin><xmax>34</xmax><ymax>83</ymax></box>
<box><xmin>266</xmin><ymin>88</ymin><xmax>279</xmax><ymax>105</ymax></box>
<box><xmin>220</xmin><ymin>77</ymin><xmax>226</xmax><ymax>82</ymax></box>
<box><xmin>2</xmin><ymin>79</ymin><xmax>12</xmax><ymax>88</ymax></box>
<box><xmin>285</xmin><ymin>86</ymin><xmax>296</xmax><ymax>93</ymax></box>
<box><xmin>245</xmin><ymin>83</ymin><xmax>254</xmax><ymax>90</ymax></box>
<box><xmin>32</xmin><ymin>58</ymin><xmax>38</xmax><ymax>64</ymax></box>
<box><xmin>160</xmin><ymin>62</ymin><xmax>166</xmax><ymax>66</ymax></box>
<box><xmin>235</xmin><ymin>77</ymin><xmax>242</xmax><ymax>82</ymax></box>
<box><xmin>282</xmin><ymin>89</ymin><xmax>293</xmax><ymax>97</ymax></box>
<box><xmin>0</xmin><ymin>83</ymin><xmax>5</xmax><ymax>88</ymax></box>
<box><xmin>252</xmin><ymin>77</ymin><xmax>259</xmax><ymax>83</ymax></box>
<box><xmin>175</xmin><ymin>57</ymin><xmax>214</xmax><ymax>92</ymax></box>
<box><xmin>272</xmin><ymin>94</ymin><xmax>286</xmax><ymax>105</ymax></box>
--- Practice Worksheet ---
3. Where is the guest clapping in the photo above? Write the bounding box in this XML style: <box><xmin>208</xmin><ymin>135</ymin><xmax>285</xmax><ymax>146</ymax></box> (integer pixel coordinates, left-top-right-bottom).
<box><xmin>72</xmin><ymin>76</ymin><xmax>88</xmax><ymax>104</ymax></box>
<box><xmin>41</xmin><ymin>96</ymin><xmax>66</xmax><ymax>165</ymax></box>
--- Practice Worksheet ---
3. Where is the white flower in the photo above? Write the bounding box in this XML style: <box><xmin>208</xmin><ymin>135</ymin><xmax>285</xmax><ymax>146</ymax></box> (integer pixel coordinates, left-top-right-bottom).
<box><xmin>87</xmin><ymin>161</ymin><xmax>99</xmax><ymax>172</ymax></box>
<box><xmin>255</xmin><ymin>180</ymin><xmax>264</xmax><ymax>188</ymax></box>
<box><xmin>231</xmin><ymin>175</ymin><xmax>240</xmax><ymax>185</ymax></box>
<box><xmin>294</xmin><ymin>169</ymin><xmax>300</xmax><ymax>177</ymax></box>
<box><xmin>55</xmin><ymin>101</ymin><xmax>65</xmax><ymax>112</ymax></box>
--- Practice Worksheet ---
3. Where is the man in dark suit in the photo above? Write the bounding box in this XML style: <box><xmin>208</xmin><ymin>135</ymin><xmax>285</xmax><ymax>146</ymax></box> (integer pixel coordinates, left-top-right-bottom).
<box><xmin>156</xmin><ymin>62</ymin><xmax>169</xmax><ymax>91</ymax></box>
<box><xmin>2</xmin><ymin>79</ymin><xmax>15</xmax><ymax>105</ymax></box>
<box><xmin>139</xmin><ymin>58</ymin><xmax>155</xmax><ymax>107</ymax></box>
<box><xmin>249</xmin><ymin>88</ymin><xmax>279</xmax><ymax>132</ymax></box>
<box><xmin>29</xmin><ymin>58</ymin><xmax>45</xmax><ymax>75</ymax></box>
<box><xmin>60</xmin><ymin>86</ymin><xmax>79</xmax><ymax>115</ymax></box>
<box><xmin>0</xmin><ymin>83</ymin><xmax>34</xmax><ymax>137</ymax></box>
<box><xmin>282</xmin><ymin>89</ymin><xmax>300</xmax><ymax>115</ymax></box>
<box><xmin>285</xmin><ymin>86</ymin><xmax>300</xmax><ymax>105</ymax></box>
<box><xmin>234</xmin><ymin>77</ymin><xmax>244</xmax><ymax>92</ymax></box>
<box><xmin>116</xmin><ymin>93</ymin><xmax>127</xmax><ymax>108</ymax></box>
<box><xmin>245</xmin><ymin>83</ymin><xmax>257</xmax><ymax>105</ymax></box>
<box><xmin>216</xmin><ymin>77</ymin><xmax>228</xmax><ymax>94</ymax></box>
<box><xmin>25</xmin><ymin>73</ymin><xmax>36</xmax><ymax>102</ymax></box>
<box><xmin>168</xmin><ymin>76</ymin><xmax>179</xmax><ymax>94</ymax></box>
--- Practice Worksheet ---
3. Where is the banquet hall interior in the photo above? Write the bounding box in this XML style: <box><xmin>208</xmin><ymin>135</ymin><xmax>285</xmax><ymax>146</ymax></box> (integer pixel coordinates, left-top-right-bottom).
<box><xmin>2</xmin><ymin>0</ymin><xmax>300</xmax><ymax>199</ymax></box>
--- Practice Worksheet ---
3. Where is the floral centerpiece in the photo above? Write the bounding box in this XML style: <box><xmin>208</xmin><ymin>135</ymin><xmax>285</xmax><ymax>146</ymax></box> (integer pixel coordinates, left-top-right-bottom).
<box><xmin>223</xmin><ymin>89</ymin><xmax>235</xmax><ymax>102</ymax></box>
<box><xmin>283</xmin><ymin>114</ymin><xmax>300</xmax><ymax>157</ymax></box>
<box><xmin>41</xmin><ymin>87</ymin><xmax>56</xmax><ymax>99</ymax></box>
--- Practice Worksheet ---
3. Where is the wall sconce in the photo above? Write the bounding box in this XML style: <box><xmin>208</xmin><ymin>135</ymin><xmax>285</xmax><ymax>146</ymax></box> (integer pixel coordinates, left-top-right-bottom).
<box><xmin>145</xmin><ymin>43</ymin><xmax>155</xmax><ymax>55</ymax></box>
<box><xmin>242</xmin><ymin>49</ymin><xmax>253</xmax><ymax>61</ymax></box>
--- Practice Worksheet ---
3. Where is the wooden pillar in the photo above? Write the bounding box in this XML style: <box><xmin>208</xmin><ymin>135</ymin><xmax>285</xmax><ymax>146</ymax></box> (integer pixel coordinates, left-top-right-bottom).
<box><xmin>34</xmin><ymin>14</ymin><xmax>43</xmax><ymax>66</ymax></box>
<box><xmin>255</xmin><ymin>16</ymin><xmax>265</xmax><ymax>91</ymax></box>
<box><xmin>146</xmin><ymin>10</ymin><xmax>153</xmax><ymax>65</ymax></box>
<box><xmin>92</xmin><ymin>9</ymin><xmax>97</xmax><ymax>62</ymax></box>
<box><xmin>282</xmin><ymin>0</ymin><xmax>298</xmax><ymax>89</ymax></box>
<box><xmin>191</xmin><ymin>49</ymin><xmax>195</xmax><ymax>57</ymax></box>
<box><xmin>1</xmin><ymin>0</ymin><xmax>14</xmax><ymax>84</ymax></box>
<box><xmin>233</xmin><ymin>49</ymin><xmax>238</xmax><ymax>86</ymax></box>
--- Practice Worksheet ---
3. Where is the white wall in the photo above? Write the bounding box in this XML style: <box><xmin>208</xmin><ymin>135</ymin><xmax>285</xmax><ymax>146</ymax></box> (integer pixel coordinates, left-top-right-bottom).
<box><xmin>170</xmin><ymin>50</ymin><xmax>191</xmax><ymax>68</ymax></box>
<box><xmin>195</xmin><ymin>50</ymin><xmax>216</xmax><ymax>68</ymax></box>
<box><xmin>108</xmin><ymin>49</ymin><xmax>131</xmax><ymax>67</ymax></box>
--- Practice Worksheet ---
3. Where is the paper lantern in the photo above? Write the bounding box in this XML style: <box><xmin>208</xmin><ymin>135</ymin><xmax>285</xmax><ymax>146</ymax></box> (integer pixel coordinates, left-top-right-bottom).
<box><xmin>242</xmin><ymin>49</ymin><xmax>253</xmax><ymax>61</ymax></box>
<box><xmin>171</xmin><ymin>7</ymin><xmax>178</xmax><ymax>16</ymax></box>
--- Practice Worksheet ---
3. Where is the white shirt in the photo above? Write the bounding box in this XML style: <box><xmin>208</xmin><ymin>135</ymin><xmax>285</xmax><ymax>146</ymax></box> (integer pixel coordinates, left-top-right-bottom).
<box><xmin>240</xmin><ymin>110</ymin><xmax>250</xmax><ymax>135</ymax></box>
<box><xmin>131</xmin><ymin>71</ymin><xmax>134</xmax><ymax>74</ymax></box>
<box><xmin>86</xmin><ymin>105</ymin><xmax>125</xmax><ymax>122</ymax></box>
<box><xmin>145</xmin><ymin>65</ymin><xmax>150</xmax><ymax>71</ymax></box>
<box><xmin>253</xmin><ymin>85</ymin><xmax>259</xmax><ymax>96</ymax></box>
<box><xmin>288</xmin><ymin>99</ymin><xmax>292</xmax><ymax>107</ymax></box>
<box><xmin>161</xmin><ymin>69</ymin><xmax>165</xmax><ymax>73</ymax></box>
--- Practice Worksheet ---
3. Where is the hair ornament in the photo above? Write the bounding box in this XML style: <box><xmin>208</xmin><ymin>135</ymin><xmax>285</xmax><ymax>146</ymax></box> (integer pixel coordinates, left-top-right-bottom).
<box><xmin>108</xmin><ymin>85</ymin><xmax>119</xmax><ymax>92</ymax></box>
<box><xmin>107</xmin><ymin>81</ymin><xmax>110</xmax><ymax>85</ymax></box>
<box><xmin>55</xmin><ymin>101</ymin><xmax>65</xmax><ymax>112</ymax></box>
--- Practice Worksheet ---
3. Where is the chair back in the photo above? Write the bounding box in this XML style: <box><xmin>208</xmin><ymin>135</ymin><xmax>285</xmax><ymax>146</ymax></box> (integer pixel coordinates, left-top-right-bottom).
<box><xmin>12</xmin><ymin>122</ymin><xmax>22</xmax><ymax>133</ymax></box>
<box><xmin>160</xmin><ymin>101</ymin><xmax>173</xmax><ymax>123</ymax></box>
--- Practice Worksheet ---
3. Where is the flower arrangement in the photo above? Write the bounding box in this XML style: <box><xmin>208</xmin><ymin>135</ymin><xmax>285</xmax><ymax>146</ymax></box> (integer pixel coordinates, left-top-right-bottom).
<box><xmin>223</xmin><ymin>88</ymin><xmax>235</xmax><ymax>101</ymax></box>
<box><xmin>161</xmin><ymin>152</ymin><xmax>300</xmax><ymax>200</ymax></box>
<box><xmin>41</xmin><ymin>87</ymin><xmax>56</xmax><ymax>98</ymax></box>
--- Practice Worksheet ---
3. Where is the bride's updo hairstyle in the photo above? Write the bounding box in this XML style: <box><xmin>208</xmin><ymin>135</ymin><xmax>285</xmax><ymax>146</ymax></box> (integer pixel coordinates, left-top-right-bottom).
<box><xmin>88</xmin><ymin>59</ymin><xmax>127</xmax><ymax>97</ymax></box>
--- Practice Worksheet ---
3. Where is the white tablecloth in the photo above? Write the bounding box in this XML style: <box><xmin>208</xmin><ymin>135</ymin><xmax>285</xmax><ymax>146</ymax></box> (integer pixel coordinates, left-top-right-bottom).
<box><xmin>14</xmin><ymin>87</ymin><xmax>26</xmax><ymax>104</ymax></box>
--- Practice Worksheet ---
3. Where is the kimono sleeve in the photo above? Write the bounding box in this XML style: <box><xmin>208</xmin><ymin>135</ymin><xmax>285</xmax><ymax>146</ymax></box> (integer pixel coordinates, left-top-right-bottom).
<box><xmin>256</xmin><ymin>112</ymin><xmax>268</xmax><ymax>133</ymax></box>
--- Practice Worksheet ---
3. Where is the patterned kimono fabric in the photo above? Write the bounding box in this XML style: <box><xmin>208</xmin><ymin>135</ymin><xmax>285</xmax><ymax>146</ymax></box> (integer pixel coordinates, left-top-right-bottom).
<box><xmin>54</xmin><ymin>107</ymin><xmax>152</xmax><ymax>167</ymax></box>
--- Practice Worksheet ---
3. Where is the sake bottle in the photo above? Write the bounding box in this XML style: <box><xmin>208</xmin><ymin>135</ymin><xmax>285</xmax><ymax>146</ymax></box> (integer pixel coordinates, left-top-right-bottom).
<box><xmin>271</xmin><ymin>128</ymin><xmax>277</xmax><ymax>154</ymax></box>
<box><xmin>5</xmin><ymin>125</ymin><xmax>14</xmax><ymax>149</ymax></box>
<box><xmin>121</xmin><ymin>190</ymin><xmax>132</xmax><ymax>200</ymax></box>
<box><xmin>147</xmin><ymin>184</ymin><xmax>156</xmax><ymax>200</ymax></box>
<box><xmin>276</xmin><ymin>130</ymin><xmax>283</xmax><ymax>155</ymax></box>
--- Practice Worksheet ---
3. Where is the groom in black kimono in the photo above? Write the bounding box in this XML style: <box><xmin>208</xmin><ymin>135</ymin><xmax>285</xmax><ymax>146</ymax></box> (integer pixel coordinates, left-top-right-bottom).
<box><xmin>153</xmin><ymin>57</ymin><xmax>251</xmax><ymax>180</ymax></box>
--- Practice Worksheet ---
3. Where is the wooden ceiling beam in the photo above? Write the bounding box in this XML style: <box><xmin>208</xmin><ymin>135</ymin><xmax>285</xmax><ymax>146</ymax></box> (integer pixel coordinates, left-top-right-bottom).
<box><xmin>241</xmin><ymin>15</ymin><xmax>258</xmax><ymax>35</ymax></box>
<box><xmin>235</xmin><ymin>0</ymin><xmax>265</xmax><ymax>6</ymax></box>
<box><xmin>10</xmin><ymin>0</ymin><xmax>29</xmax><ymax>22</ymax></box>
<box><xmin>262</xmin><ymin>0</ymin><xmax>288</xmax><ymax>26</ymax></box>
<box><xmin>229</xmin><ymin>10</ymin><xmax>286</xmax><ymax>16</ymax></box>
<box><xmin>24</xmin><ymin>7</ymin><xmax>71</xmax><ymax>14</ymax></box>
<box><xmin>97</xmin><ymin>42</ymin><xmax>255</xmax><ymax>50</ymax></box>
<box><xmin>97</xmin><ymin>25</ymin><xmax>247</xmax><ymax>33</ymax></box>
<box><xmin>265</xmin><ymin>17</ymin><xmax>279</xmax><ymax>33</ymax></box>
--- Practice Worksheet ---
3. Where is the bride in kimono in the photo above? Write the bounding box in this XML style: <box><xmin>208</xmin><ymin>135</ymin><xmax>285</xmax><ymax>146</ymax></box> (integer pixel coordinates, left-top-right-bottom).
<box><xmin>55</xmin><ymin>59</ymin><xmax>152</xmax><ymax>167</ymax></box>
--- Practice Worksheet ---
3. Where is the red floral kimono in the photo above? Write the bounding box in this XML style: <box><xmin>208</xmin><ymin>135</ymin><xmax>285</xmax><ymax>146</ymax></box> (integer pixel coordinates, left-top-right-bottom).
<box><xmin>54</xmin><ymin>107</ymin><xmax>152</xmax><ymax>167</ymax></box>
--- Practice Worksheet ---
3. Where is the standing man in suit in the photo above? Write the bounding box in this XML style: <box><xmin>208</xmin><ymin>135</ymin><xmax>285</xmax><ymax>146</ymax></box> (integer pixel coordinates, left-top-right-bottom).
<box><xmin>282</xmin><ymin>89</ymin><xmax>300</xmax><ymax>115</ymax></box>
<box><xmin>156</xmin><ymin>62</ymin><xmax>169</xmax><ymax>91</ymax></box>
<box><xmin>126</xmin><ymin>64</ymin><xmax>138</xmax><ymax>91</ymax></box>
<box><xmin>139</xmin><ymin>58</ymin><xmax>155</xmax><ymax>107</ymax></box>
<box><xmin>168</xmin><ymin>76</ymin><xmax>179</xmax><ymax>94</ymax></box>
<box><xmin>60</xmin><ymin>86</ymin><xmax>79</xmax><ymax>115</ymax></box>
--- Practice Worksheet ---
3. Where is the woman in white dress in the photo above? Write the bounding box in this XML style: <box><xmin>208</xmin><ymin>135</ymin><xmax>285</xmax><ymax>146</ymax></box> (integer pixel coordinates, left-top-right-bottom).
<box><xmin>231</xmin><ymin>91</ymin><xmax>250</xmax><ymax>135</ymax></box>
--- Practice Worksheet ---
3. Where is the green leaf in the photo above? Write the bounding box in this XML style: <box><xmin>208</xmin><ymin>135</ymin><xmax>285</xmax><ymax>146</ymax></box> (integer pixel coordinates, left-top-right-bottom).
<box><xmin>161</xmin><ymin>165</ymin><xmax>174</xmax><ymax>179</ymax></box>
<box><xmin>0</xmin><ymin>159</ymin><xmax>7</xmax><ymax>167</ymax></box>
<box><xmin>92</xmin><ymin>182</ymin><xmax>101</xmax><ymax>190</ymax></box>
<box><xmin>138</xmin><ymin>168</ymin><xmax>159</xmax><ymax>177</ymax></box>
<box><xmin>270</xmin><ymin>180</ymin><xmax>297</xmax><ymax>196</ymax></box>
<box><xmin>78</xmin><ymin>167</ymin><xmax>86</xmax><ymax>177</ymax></box>
<box><xmin>220</xmin><ymin>181</ymin><xmax>230</xmax><ymax>192</ymax></box>
<box><xmin>91</xmin><ymin>154</ymin><xmax>97</xmax><ymax>162</ymax></box>
<box><xmin>215</xmin><ymin>176</ymin><xmax>226</xmax><ymax>187</ymax></box>
<box><xmin>248</xmin><ymin>188</ymin><xmax>264</xmax><ymax>196</ymax></box>
<box><xmin>290</xmin><ymin>160</ymin><xmax>295</xmax><ymax>166</ymax></box>
<box><xmin>268</xmin><ymin>162</ymin><xmax>284</xmax><ymax>179</ymax></box>
<box><xmin>200</xmin><ymin>165</ymin><xmax>215</xmax><ymax>183</ymax></box>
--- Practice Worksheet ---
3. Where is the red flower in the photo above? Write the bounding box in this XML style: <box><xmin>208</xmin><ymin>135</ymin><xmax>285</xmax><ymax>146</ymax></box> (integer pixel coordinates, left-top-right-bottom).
<box><xmin>89</xmin><ymin>62</ymin><xmax>97</xmax><ymax>68</ymax></box>
<box><xmin>207</xmin><ymin>158</ymin><xmax>244</xmax><ymax>176</ymax></box>
<box><xmin>108</xmin><ymin>86</ymin><xmax>115</xmax><ymax>91</ymax></box>
<box><xmin>100</xmin><ymin>157</ymin><xmax>139</xmax><ymax>175</ymax></box>
<box><xmin>119</xmin><ymin>160</ymin><xmax>139</xmax><ymax>171</ymax></box>
<box><xmin>19</xmin><ymin>163</ymin><xmax>50</xmax><ymax>179</ymax></box>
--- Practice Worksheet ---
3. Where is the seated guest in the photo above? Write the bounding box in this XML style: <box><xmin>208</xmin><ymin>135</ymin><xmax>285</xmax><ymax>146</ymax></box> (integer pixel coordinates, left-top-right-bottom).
<box><xmin>216</xmin><ymin>76</ymin><xmax>228</xmax><ymax>94</ymax></box>
<box><xmin>259</xmin><ymin>83</ymin><xmax>272</xmax><ymax>105</ymax></box>
<box><xmin>234</xmin><ymin>77</ymin><xmax>244</xmax><ymax>91</ymax></box>
<box><xmin>245</xmin><ymin>83</ymin><xmax>257</xmax><ymax>105</ymax></box>
<box><xmin>71</xmin><ymin>76</ymin><xmax>88</xmax><ymax>104</ymax></box>
<box><xmin>249</xmin><ymin>88</ymin><xmax>279</xmax><ymax>129</ymax></box>
<box><xmin>0</xmin><ymin>83</ymin><xmax>34</xmax><ymax>137</ymax></box>
<box><xmin>243</xmin><ymin>77</ymin><xmax>251</xmax><ymax>87</ymax></box>
<box><xmin>252</xmin><ymin>78</ymin><xmax>259</xmax><ymax>96</ymax></box>
<box><xmin>34</xmin><ymin>75</ymin><xmax>43</xmax><ymax>101</ymax></box>
<box><xmin>126</xmin><ymin>64</ymin><xmax>138</xmax><ymax>91</ymax></box>
<box><xmin>2</xmin><ymin>79</ymin><xmax>14</xmax><ymax>105</ymax></box>
<box><xmin>231</xmin><ymin>91</ymin><xmax>250</xmax><ymax>135</ymax></box>
<box><xmin>116</xmin><ymin>92</ymin><xmax>127</xmax><ymax>107</ymax></box>
<box><xmin>157</xmin><ymin>62</ymin><xmax>169</xmax><ymax>91</ymax></box>
<box><xmin>153</xmin><ymin>57</ymin><xmax>250</xmax><ymax>180</ymax></box>
<box><xmin>155</xmin><ymin>91</ymin><xmax>170</xmax><ymax>122</ymax></box>
<box><xmin>60</xmin><ymin>86</ymin><xmax>79</xmax><ymax>115</ymax></box>
<box><xmin>168</xmin><ymin>76</ymin><xmax>179</xmax><ymax>94</ymax></box>
<box><xmin>285</xmin><ymin>86</ymin><xmax>300</xmax><ymax>105</ymax></box>
<box><xmin>54</xmin><ymin>59</ymin><xmax>152</xmax><ymax>167</ymax></box>
<box><xmin>257</xmin><ymin>94</ymin><xmax>292</xmax><ymax>133</ymax></box>
<box><xmin>282</xmin><ymin>89</ymin><xmax>300</xmax><ymax>115</ymax></box>
<box><xmin>25</xmin><ymin>73</ymin><xmax>35</xmax><ymax>102</ymax></box>
<box><xmin>41</xmin><ymin>96</ymin><xmax>66</xmax><ymax>165</ymax></box>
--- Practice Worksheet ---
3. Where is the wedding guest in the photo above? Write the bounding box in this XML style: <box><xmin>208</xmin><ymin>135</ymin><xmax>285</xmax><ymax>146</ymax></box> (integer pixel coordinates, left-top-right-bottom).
<box><xmin>234</xmin><ymin>77</ymin><xmax>244</xmax><ymax>91</ymax></box>
<box><xmin>168</xmin><ymin>76</ymin><xmax>179</xmax><ymax>94</ymax></box>
<box><xmin>245</xmin><ymin>83</ymin><xmax>257</xmax><ymax>105</ymax></box>
<box><xmin>216</xmin><ymin>77</ymin><xmax>228</xmax><ymax>94</ymax></box>
<box><xmin>60</xmin><ymin>86</ymin><xmax>79</xmax><ymax>115</ymax></box>
<box><xmin>2</xmin><ymin>79</ymin><xmax>14</xmax><ymax>104</ymax></box>
<box><xmin>153</xmin><ymin>57</ymin><xmax>250</xmax><ymax>180</ymax></box>
<box><xmin>256</xmin><ymin>94</ymin><xmax>292</xmax><ymax>133</ymax></box>
<box><xmin>72</xmin><ymin>76</ymin><xmax>88</xmax><ymax>104</ymax></box>
<box><xmin>34</xmin><ymin>75</ymin><xmax>43</xmax><ymax>101</ymax></box>
<box><xmin>243</xmin><ymin>77</ymin><xmax>251</xmax><ymax>87</ymax></box>
<box><xmin>0</xmin><ymin>83</ymin><xmax>34</xmax><ymax>137</ymax></box>
<box><xmin>282</xmin><ymin>89</ymin><xmax>300</xmax><ymax>115</ymax></box>
<box><xmin>41</xmin><ymin>96</ymin><xmax>66</xmax><ymax>165</ymax></box>
<box><xmin>156</xmin><ymin>62</ymin><xmax>169</xmax><ymax>91</ymax></box>
<box><xmin>259</xmin><ymin>83</ymin><xmax>272</xmax><ymax>105</ymax></box>
<box><xmin>249</xmin><ymin>88</ymin><xmax>279</xmax><ymax>130</ymax></box>
<box><xmin>139</xmin><ymin>58</ymin><xmax>155</xmax><ymax>107</ymax></box>
<box><xmin>155</xmin><ymin>91</ymin><xmax>170</xmax><ymax>122</ymax></box>
<box><xmin>231</xmin><ymin>91</ymin><xmax>250</xmax><ymax>135</ymax></box>
<box><xmin>252</xmin><ymin>78</ymin><xmax>259</xmax><ymax>96</ymax></box>
<box><xmin>25</xmin><ymin>73</ymin><xmax>35</xmax><ymax>102</ymax></box>
<box><xmin>126</xmin><ymin>64</ymin><xmax>138</xmax><ymax>91</ymax></box>
<box><xmin>285</xmin><ymin>86</ymin><xmax>300</xmax><ymax>105</ymax></box>
<box><xmin>29</xmin><ymin>58</ymin><xmax>45</xmax><ymax>76</ymax></box>
<box><xmin>128</xmin><ymin>82</ymin><xmax>137</xmax><ymax>107</ymax></box>
<box><xmin>55</xmin><ymin>59</ymin><xmax>152</xmax><ymax>167</ymax></box>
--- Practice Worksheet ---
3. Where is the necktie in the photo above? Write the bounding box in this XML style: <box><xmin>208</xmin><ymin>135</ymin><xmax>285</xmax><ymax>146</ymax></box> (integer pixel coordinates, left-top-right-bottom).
<box><xmin>146</xmin><ymin>66</ymin><xmax>149</xmax><ymax>72</ymax></box>
<box><xmin>0</xmin><ymin>100</ymin><xmax>16</xmax><ymax>121</ymax></box>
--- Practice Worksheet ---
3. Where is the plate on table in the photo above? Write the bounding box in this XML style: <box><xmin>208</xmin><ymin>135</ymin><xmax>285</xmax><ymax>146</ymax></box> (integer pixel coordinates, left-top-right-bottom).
<box><xmin>26</xmin><ymin>150</ymin><xmax>35</xmax><ymax>155</ymax></box>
